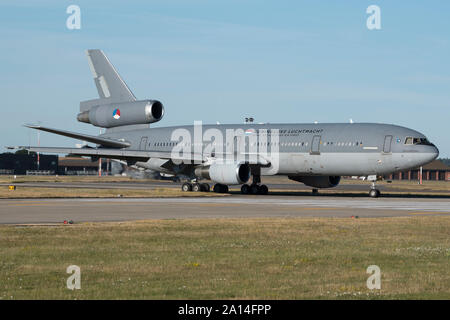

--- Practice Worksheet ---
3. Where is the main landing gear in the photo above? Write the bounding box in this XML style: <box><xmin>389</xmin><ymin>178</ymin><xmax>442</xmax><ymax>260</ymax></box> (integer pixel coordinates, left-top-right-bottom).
<box><xmin>181</xmin><ymin>182</ymin><xmax>210</xmax><ymax>192</ymax></box>
<box><xmin>213</xmin><ymin>184</ymin><xmax>229</xmax><ymax>193</ymax></box>
<box><xmin>240</xmin><ymin>183</ymin><xmax>268</xmax><ymax>195</ymax></box>
<box><xmin>181</xmin><ymin>182</ymin><xmax>229</xmax><ymax>193</ymax></box>
<box><xmin>240</xmin><ymin>174</ymin><xmax>268</xmax><ymax>195</ymax></box>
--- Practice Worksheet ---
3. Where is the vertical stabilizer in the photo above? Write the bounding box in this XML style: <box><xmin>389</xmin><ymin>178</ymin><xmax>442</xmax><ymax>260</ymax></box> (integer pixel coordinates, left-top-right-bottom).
<box><xmin>85</xmin><ymin>49</ymin><xmax>136</xmax><ymax>103</ymax></box>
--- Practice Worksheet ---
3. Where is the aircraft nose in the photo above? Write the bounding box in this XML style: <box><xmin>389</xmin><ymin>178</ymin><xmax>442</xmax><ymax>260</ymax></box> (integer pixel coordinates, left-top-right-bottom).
<box><xmin>423</xmin><ymin>145</ymin><xmax>439</xmax><ymax>163</ymax></box>
<box><xmin>431</xmin><ymin>145</ymin><xmax>439</xmax><ymax>160</ymax></box>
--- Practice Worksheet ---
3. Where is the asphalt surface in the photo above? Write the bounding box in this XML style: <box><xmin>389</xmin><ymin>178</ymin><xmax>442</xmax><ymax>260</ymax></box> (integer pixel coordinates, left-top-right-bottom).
<box><xmin>1</xmin><ymin>180</ymin><xmax>449</xmax><ymax>224</ymax></box>
<box><xmin>2</xmin><ymin>180</ymin><xmax>450</xmax><ymax>194</ymax></box>
<box><xmin>1</xmin><ymin>196</ymin><xmax>449</xmax><ymax>224</ymax></box>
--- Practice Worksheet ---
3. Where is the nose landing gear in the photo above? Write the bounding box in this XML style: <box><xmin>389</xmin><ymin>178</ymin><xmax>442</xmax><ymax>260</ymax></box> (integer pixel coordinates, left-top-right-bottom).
<box><xmin>369</xmin><ymin>181</ymin><xmax>381</xmax><ymax>198</ymax></box>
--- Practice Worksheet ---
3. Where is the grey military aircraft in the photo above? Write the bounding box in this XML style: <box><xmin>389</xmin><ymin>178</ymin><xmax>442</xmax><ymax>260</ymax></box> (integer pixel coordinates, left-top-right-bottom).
<box><xmin>17</xmin><ymin>50</ymin><xmax>439</xmax><ymax>197</ymax></box>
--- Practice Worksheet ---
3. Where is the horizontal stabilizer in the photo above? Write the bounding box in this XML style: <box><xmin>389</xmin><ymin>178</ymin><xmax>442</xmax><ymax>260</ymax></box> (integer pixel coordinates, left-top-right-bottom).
<box><xmin>24</xmin><ymin>124</ymin><xmax>130</xmax><ymax>148</ymax></box>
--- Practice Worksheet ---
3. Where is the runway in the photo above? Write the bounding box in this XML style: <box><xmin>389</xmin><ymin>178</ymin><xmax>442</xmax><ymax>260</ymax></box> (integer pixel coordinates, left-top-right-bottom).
<box><xmin>2</xmin><ymin>180</ymin><xmax>450</xmax><ymax>194</ymax></box>
<box><xmin>1</xmin><ymin>196</ymin><xmax>449</xmax><ymax>224</ymax></box>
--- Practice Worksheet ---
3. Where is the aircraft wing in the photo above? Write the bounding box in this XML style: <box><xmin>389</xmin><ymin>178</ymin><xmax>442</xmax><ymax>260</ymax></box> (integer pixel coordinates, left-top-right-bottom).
<box><xmin>19</xmin><ymin>125</ymin><xmax>271</xmax><ymax>165</ymax></box>
<box><xmin>14</xmin><ymin>146</ymin><xmax>204</xmax><ymax>163</ymax></box>
<box><xmin>24</xmin><ymin>124</ymin><xmax>131</xmax><ymax>148</ymax></box>
<box><xmin>12</xmin><ymin>146</ymin><xmax>270</xmax><ymax>166</ymax></box>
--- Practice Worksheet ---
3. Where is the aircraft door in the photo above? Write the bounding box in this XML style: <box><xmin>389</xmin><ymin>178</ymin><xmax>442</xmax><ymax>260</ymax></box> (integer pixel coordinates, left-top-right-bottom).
<box><xmin>383</xmin><ymin>135</ymin><xmax>393</xmax><ymax>153</ymax></box>
<box><xmin>310</xmin><ymin>135</ymin><xmax>321</xmax><ymax>155</ymax></box>
<box><xmin>139</xmin><ymin>137</ymin><xmax>148</xmax><ymax>150</ymax></box>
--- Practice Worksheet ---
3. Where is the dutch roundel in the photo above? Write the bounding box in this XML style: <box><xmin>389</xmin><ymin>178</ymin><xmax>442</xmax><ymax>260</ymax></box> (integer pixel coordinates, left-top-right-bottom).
<box><xmin>112</xmin><ymin>108</ymin><xmax>121</xmax><ymax>120</ymax></box>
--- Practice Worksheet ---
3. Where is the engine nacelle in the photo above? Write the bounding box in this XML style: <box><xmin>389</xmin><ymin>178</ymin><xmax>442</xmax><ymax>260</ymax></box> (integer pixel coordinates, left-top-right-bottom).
<box><xmin>195</xmin><ymin>162</ymin><xmax>251</xmax><ymax>185</ymax></box>
<box><xmin>288</xmin><ymin>175</ymin><xmax>341</xmax><ymax>188</ymax></box>
<box><xmin>77</xmin><ymin>100</ymin><xmax>164</xmax><ymax>128</ymax></box>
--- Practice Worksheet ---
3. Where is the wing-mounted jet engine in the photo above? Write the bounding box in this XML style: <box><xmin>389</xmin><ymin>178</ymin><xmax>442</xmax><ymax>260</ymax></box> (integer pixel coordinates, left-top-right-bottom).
<box><xmin>194</xmin><ymin>162</ymin><xmax>251</xmax><ymax>185</ymax></box>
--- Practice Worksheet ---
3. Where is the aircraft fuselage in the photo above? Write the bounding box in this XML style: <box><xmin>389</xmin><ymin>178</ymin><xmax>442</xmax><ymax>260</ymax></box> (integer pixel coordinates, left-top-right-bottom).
<box><xmin>101</xmin><ymin>122</ymin><xmax>439</xmax><ymax>178</ymax></box>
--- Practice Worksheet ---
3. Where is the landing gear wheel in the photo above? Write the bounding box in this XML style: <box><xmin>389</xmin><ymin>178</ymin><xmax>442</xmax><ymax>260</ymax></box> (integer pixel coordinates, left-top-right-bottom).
<box><xmin>181</xmin><ymin>182</ymin><xmax>192</xmax><ymax>192</ymax></box>
<box><xmin>369</xmin><ymin>189</ymin><xmax>381</xmax><ymax>198</ymax></box>
<box><xmin>192</xmin><ymin>183</ymin><xmax>201</xmax><ymax>192</ymax></box>
<box><xmin>213</xmin><ymin>184</ymin><xmax>229</xmax><ymax>193</ymax></box>
<box><xmin>201</xmin><ymin>183</ymin><xmax>210</xmax><ymax>192</ymax></box>
<box><xmin>241</xmin><ymin>184</ymin><xmax>250</xmax><ymax>194</ymax></box>
<box><xmin>250</xmin><ymin>184</ymin><xmax>260</xmax><ymax>195</ymax></box>
<box><xmin>259</xmin><ymin>184</ymin><xmax>269</xmax><ymax>195</ymax></box>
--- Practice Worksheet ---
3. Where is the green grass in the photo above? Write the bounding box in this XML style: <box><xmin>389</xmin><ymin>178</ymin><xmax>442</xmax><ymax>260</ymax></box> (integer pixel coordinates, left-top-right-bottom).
<box><xmin>1</xmin><ymin>217</ymin><xmax>449</xmax><ymax>299</ymax></box>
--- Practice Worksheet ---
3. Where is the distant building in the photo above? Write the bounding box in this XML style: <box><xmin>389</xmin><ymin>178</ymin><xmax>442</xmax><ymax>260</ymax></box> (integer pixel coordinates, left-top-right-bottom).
<box><xmin>0</xmin><ymin>153</ymin><xmax>57</xmax><ymax>175</ymax></box>
<box><xmin>57</xmin><ymin>157</ymin><xmax>110</xmax><ymax>175</ymax></box>
<box><xmin>384</xmin><ymin>159</ymin><xmax>450</xmax><ymax>182</ymax></box>
<box><xmin>0</xmin><ymin>153</ymin><xmax>114</xmax><ymax>176</ymax></box>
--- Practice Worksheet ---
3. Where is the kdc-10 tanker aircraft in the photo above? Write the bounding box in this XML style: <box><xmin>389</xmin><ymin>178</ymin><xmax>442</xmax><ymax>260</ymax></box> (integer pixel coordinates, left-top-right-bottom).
<box><xmin>15</xmin><ymin>50</ymin><xmax>439</xmax><ymax>197</ymax></box>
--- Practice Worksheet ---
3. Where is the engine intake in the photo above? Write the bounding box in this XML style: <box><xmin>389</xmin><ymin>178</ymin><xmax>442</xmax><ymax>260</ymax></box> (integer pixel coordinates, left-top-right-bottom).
<box><xmin>288</xmin><ymin>175</ymin><xmax>341</xmax><ymax>188</ymax></box>
<box><xmin>195</xmin><ymin>162</ymin><xmax>251</xmax><ymax>185</ymax></box>
<box><xmin>77</xmin><ymin>100</ymin><xmax>164</xmax><ymax>128</ymax></box>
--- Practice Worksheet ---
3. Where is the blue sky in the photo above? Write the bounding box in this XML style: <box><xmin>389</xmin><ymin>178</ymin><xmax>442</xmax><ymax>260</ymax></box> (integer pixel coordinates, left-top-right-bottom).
<box><xmin>1</xmin><ymin>1</ymin><xmax>449</xmax><ymax>156</ymax></box>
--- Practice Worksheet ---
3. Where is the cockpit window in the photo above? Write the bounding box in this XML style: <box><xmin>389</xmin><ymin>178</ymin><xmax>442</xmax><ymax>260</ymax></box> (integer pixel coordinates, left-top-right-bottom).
<box><xmin>418</xmin><ymin>138</ymin><xmax>433</xmax><ymax>146</ymax></box>
<box><xmin>405</xmin><ymin>137</ymin><xmax>433</xmax><ymax>146</ymax></box>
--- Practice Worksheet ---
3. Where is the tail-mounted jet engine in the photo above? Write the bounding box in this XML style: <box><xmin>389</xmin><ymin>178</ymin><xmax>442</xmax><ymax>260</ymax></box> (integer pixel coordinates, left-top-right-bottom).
<box><xmin>195</xmin><ymin>162</ymin><xmax>251</xmax><ymax>185</ymax></box>
<box><xmin>288</xmin><ymin>175</ymin><xmax>341</xmax><ymax>188</ymax></box>
<box><xmin>77</xmin><ymin>100</ymin><xmax>164</xmax><ymax>128</ymax></box>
